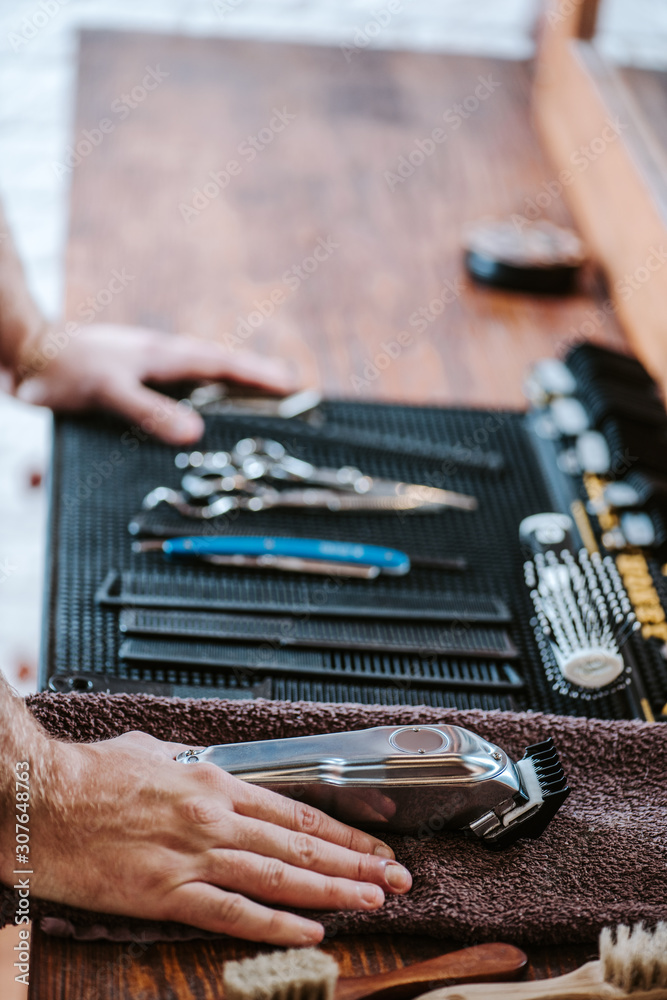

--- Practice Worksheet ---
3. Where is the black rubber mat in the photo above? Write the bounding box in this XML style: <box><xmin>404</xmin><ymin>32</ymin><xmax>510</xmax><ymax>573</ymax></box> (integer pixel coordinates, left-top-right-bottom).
<box><xmin>42</xmin><ymin>401</ymin><xmax>667</xmax><ymax>717</ymax></box>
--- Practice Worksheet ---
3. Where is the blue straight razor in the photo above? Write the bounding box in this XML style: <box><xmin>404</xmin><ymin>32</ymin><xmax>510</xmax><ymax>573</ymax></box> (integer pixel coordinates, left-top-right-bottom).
<box><xmin>155</xmin><ymin>536</ymin><xmax>411</xmax><ymax>575</ymax></box>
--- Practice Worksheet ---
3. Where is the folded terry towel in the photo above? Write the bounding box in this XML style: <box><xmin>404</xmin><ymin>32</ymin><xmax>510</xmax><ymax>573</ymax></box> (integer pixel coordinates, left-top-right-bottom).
<box><xmin>1</xmin><ymin>693</ymin><xmax>665</xmax><ymax>944</ymax></box>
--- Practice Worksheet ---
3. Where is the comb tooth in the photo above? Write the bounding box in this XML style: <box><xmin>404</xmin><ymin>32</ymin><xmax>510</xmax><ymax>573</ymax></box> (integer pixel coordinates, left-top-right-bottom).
<box><xmin>535</xmin><ymin>755</ymin><xmax>563</xmax><ymax>779</ymax></box>
<box><xmin>544</xmin><ymin>775</ymin><xmax>568</xmax><ymax>795</ymax></box>
<box><xmin>536</xmin><ymin>766</ymin><xmax>567</xmax><ymax>792</ymax></box>
<box><xmin>535</xmin><ymin>761</ymin><xmax>560</xmax><ymax>777</ymax></box>
<box><xmin>536</xmin><ymin>763</ymin><xmax>562</xmax><ymax>782</ymax></box>
<box><xmin>523</xmin><ymin>737</ymin><xmax>555</xmax><ymax>755</ymax></box>
<box><xmin>536</xmin><ymin>761</ymin><xmax>562</xmax><ymax>780</ymax></box>
<box><xmin>535</xmin><ymin>764</ymin><xmax>563</xmax><ymax>784</ymax></box>
<box><xmin>533</xmin><ymin>749</ymin><xmax>558</xmax><ymax>764</ymax></box>
<box><xmin>523</xmin><ymin>739</ymin><xmax>568</xmax><ymax>795</ymax></box>
<box><xmin>534</xmin><ymin>743</ymin><xmax>558</xmax><ymax>759</ymax></box>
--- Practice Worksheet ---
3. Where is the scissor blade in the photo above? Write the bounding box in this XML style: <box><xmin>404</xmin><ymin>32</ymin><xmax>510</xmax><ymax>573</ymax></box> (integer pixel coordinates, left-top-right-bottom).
<box><xmin>368</xmin><ymin>480</ymin><xmax>478</xmax><ymax>511</ymax></box>
<box><xmin>258</xmin><ymin>489</ymin><xmax>449</xmax><ymax>512</ymax></box>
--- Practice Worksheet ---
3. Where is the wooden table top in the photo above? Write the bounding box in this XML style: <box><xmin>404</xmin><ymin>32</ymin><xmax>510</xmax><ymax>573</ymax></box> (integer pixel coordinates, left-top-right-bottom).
<box><xmin>30</xmin><ymin>932</ymin><xmax>595</xmax><ymax>998</ymax></box>
<box><xmin>64</xmin><ymin>29</ymin><xmax>625</xmax><ymax>409</ymax></box>
<box><xmin>30</xmin><ymin>27</ymin><xmax>624</xmax><ymax>999</ymax></box>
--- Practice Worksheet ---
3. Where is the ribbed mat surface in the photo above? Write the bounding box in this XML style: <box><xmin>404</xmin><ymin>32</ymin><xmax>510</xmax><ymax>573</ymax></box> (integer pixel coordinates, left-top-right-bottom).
<box><xmin>43</xmin><ymin>403</ymin><xmax>667</xmax><ymax>718</ymax></box>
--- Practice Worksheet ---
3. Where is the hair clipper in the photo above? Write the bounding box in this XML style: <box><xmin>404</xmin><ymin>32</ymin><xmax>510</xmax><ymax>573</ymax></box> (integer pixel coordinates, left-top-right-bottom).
<box><xmin>177</xmin><ymin>725</ymin><xmax>569</xmax><ymax>849</ymax></box>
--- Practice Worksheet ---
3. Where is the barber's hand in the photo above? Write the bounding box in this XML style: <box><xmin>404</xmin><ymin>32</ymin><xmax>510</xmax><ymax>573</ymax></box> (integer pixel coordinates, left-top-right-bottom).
<box><xmin>14</xmin><ymin>324</ymin><xmax>294</xmax><ymax>445</ymax></box>
<box><xmin>24</xmin><ymin>731</ymin><xmax>411</xmax><ymax>945</ymax></box>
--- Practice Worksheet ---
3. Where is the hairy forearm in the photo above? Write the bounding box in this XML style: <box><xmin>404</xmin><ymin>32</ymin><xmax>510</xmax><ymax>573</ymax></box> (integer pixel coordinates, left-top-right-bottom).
<box><xmin>0</xmin><ymin>672</ymin><xmax>50</xmax><ymax>882</ymax></box>
<box><xmin>0</xmin><ymin>200</ymin><xmax>47</xmax><ymax>380</ymax></box>
<box><xmin>0</xmin><ymin>683</ymin><xmax>410</xmax><ymax>942</ymax></box>
<box><xmin>0</xmin><ymin>672</ymin><xmax>48</xmax><ymax>776</ymax></box>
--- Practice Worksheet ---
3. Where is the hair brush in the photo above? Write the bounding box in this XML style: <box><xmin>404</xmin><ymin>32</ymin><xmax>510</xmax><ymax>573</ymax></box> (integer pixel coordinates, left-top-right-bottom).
<box><xmin>222</xmin><ymin>942</ymin><xmax>528</xmax><ymax>1000</ymax></box>
<box><xmin>221</xmin><ymin>925</ymin><xmax>667</xmax><ymax>1000</ymax></box>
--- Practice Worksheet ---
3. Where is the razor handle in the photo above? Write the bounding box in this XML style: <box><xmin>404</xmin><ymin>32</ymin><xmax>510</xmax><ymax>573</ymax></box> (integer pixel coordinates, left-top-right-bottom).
<box><xmin>177</xmin><ymin>725</ymin><xmax>569</xmax><ymax>849</ymax></box>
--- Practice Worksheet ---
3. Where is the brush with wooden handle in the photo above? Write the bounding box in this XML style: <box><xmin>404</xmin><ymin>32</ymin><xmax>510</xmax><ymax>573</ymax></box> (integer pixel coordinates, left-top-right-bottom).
<box><xmin>222</xmin><ymin>942</ymin><xmax>528</xmax><ymax>1000</ymax></box>
<box><xmin>411</xmin><ymin>923</ymin><xmax>667</xmax><ymax>1000</ymax></box>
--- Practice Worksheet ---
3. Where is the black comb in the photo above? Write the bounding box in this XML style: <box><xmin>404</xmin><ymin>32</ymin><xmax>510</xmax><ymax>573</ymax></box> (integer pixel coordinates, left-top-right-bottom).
<box><xmin>47</xmin><ymin>670</ymin><xmax>515</xmax><ymax>710</ymax></box>
<box><xmin>270</xmin><ymin>680</ymin><xmax>515</xmax><ymax>710</ymax></box>
<box><xmin>118</xmin><ymin>608</ymin><xmax>518</xmax><ymax>658</ymax></box>
<box><xmin>578</xmin><ymin>380</ymin><xmax>666</xmax><ymax>427</ymax></box>
<box><xmin>600</xmin><ymin>416</ymin><xmax>667</xmax><ymax>478</ymax></box>
<box><xmin>622</xmin><ymin>470</ymin><xmax>667</xmax><ymax>506</ymax></box>
<box><xmin>565</xmin><ymin>344</ymin><xmax>666</xmax><ymax>427</ymax></box>
<box><xmin>565</xmin><ymin>342</ymin><xmax>659</xmax><ymax>389</ymax></box>
<box><xmin>98</xmin><ymin>569</ymin><xmax>511</xmax><ymax>623</ymax></box>
<box><xmin>119</xmin><ymin>636</ymin><xmax>522</xmax><ymax>678</ymax></box>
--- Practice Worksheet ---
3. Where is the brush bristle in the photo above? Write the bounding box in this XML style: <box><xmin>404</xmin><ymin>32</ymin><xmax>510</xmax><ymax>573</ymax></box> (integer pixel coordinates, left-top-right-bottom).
<box><xmin>222</xmin><ymin>947</ymin><xmax>339</xmax><ymax>1000</ymax></box>
<box><xmin>600</xmin><ymin>922</ymin><xmax>667</xmax><ymax>993</ymax></box>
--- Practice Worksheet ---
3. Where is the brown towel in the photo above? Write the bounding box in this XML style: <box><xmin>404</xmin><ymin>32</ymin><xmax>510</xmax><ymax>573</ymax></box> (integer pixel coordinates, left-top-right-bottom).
<box><xmin>1</xmin><ymin>693</ymin><xmax>665</xmax><ymax>945</ymax></box>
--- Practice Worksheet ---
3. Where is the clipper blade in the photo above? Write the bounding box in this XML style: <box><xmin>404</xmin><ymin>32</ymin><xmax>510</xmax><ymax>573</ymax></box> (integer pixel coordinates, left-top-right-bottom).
<box><xmin>517</xmin><ymin>738</ymin><xmax>570</xmax><ymax>838</ymax></box>
<box><xmin>470</xmin><ymin>738</ymin><xmax>570</xmax><ymax>849</ymax></box>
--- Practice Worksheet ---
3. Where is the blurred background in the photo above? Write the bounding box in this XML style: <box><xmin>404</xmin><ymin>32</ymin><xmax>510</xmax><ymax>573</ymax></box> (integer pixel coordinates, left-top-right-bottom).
<box><xmin>1</xmin><ymin>2</ymin><xmax>666</xmax><ymax>998</ymax></box>
<box><xmin>0</xmin><ymin>0</ymin><xmax>665</xmax><ymax>702</ymax></box>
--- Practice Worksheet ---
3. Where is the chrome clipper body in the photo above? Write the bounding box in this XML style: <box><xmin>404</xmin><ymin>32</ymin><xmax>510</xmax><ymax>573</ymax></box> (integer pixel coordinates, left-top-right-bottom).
<box><xmin>177</xmin><ymin>725</ymin><xmax>569</xmax><ymax>849</ymax></box>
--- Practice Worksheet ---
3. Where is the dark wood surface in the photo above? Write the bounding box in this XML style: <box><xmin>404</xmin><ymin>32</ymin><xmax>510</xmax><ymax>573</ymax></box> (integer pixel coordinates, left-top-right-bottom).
<box><xmin>30</xmin><ymin>27</ymin><xmax>626</xmax><ymax>1000</ymax></box>
<box><xmin>29</xmin><ymin>932</ymin><xmax>595</xmax><ymax>999</ymax></box>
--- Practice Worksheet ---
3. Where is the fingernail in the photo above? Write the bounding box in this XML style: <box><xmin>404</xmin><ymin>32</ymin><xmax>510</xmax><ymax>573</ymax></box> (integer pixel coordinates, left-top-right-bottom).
<box><xmin>168</xmin><ymin>411</ymin><xmax>204</xmax><ymax>442</ymax></box>
<box><xmin>300</xmin><ymin>922</ymin><xmax>324</xmax><ymax>945</ymax></box>
<box><xmin>384</xmin><ymin>862</ymin><xmax>411</xmax><ymax>892</ymax></box>
<box><xmin>360</xmin><ymin>885</ymin><xmax>384</xmax><ymax>908</ymax></box>
<box><xmin>374</xmin><ymin>844</ymin><xmax>394</xmax><ymax>859</ymax></box>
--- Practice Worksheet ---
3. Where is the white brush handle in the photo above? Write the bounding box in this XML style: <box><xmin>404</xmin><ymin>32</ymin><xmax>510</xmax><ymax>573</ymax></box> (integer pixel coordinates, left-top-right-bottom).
<box><xmin>412</xmin><ymin>960</ymin><xmax>667</xmax><ymax>1000</ymax></box>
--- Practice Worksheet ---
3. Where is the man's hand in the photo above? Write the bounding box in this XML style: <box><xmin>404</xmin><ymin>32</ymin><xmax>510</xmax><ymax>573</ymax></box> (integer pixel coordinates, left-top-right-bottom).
<box><xmin>5</xmin><ymin>731</ymin><xmax>411</xmax><ymax>945</ymax></box>
<box><xmin>0</xmin><ymin>200</ymin><xmax>296</xmax><ymax>443</ymax></box>
<box><xmin>14</xmin><ymin>324</ymin><xmax>295</xmax><ymax>445</ymax></box>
